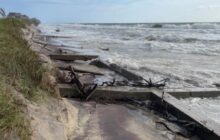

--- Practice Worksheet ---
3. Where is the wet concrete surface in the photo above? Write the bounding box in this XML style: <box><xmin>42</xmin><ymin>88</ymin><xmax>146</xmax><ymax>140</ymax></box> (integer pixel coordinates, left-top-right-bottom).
<box><xmin>68</xmin><ymin>100</ymin><xmax>196</xmax><ymax>140</ymax></box>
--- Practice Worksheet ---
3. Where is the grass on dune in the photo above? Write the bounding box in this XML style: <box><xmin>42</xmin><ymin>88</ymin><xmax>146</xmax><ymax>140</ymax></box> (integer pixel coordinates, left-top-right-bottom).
<box><xmin>0</xmin><ymin>79</ymin><xmax>31</xmax><ymax>140</ymax></box>
<box><xmin>0</xmin><ymin>18</ymin><xmax>47</xmax><ymax>139</ymax></box>
<box><xmin>0</xmin><ymin>18</ymin><xmax>45</xmax><ymax>98</ymax></box>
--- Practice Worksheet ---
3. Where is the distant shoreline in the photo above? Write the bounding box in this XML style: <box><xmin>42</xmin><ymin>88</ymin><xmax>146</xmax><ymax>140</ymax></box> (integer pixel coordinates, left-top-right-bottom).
<box><xmin>59</xmin><ymin>21</ymin><xmax>220</xmax><ymax>25</ymax></box>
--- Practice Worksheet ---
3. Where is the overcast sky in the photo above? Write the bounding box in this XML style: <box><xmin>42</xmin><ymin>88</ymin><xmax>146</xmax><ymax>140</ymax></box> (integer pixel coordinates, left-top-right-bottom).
<box><xmin>1</xmin><ymin>0</ymin><xmax>220</xmax><ymax>23</ymax></box>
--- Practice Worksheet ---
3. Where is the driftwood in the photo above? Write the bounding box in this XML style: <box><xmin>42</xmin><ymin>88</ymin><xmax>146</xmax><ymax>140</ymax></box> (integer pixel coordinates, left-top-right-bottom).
<box><xmin>50</xmin><ymin>54</ymin><xmax>98</xmax><ymax>61</ymax></box>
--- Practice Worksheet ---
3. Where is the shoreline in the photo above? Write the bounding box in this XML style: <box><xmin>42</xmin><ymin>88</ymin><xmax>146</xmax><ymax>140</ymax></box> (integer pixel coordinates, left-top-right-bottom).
<box><xmin>1</xmin><ymin>12</ymin><xmax>220</xmax><ymax>140</ymax></box>
<box><xmin>25</xmin><ymin>24</ymin><xmax>220</xmax><ymax>140</ymax></box>
<box><xmin>28</xmin><ymin>25</ymin><xmax>192</xmax><ymax>140</ymax></box>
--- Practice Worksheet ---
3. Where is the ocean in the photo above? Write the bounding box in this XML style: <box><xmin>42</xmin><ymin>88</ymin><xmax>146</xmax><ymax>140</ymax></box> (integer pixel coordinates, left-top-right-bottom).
<box><xmin>39</xmin><ymin>23</ymin><xmax>220</xmax><ymax>89</ymax></box>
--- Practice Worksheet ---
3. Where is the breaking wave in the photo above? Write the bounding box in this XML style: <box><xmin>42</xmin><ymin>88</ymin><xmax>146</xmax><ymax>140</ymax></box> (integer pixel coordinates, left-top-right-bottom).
<box><xmin>40</xmin><ymin>22</ymin><xmax>220</xmax><ymax>88</ymax></box>
<box><xmin>162</xmin><ymin>23</ymin><xmax>220</xmax><ymax>29</ymax></box>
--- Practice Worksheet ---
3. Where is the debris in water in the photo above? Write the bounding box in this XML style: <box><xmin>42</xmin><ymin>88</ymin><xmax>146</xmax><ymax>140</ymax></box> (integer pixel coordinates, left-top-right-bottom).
<box><xmin>99</xmin><ymin>47</ymin><xmax>110</xmax><ymax>51</ymax></box>
<box><xmin>55</xmin><ymin>28</ymin><xmax>60</xmax><ymax>32</ymax></box>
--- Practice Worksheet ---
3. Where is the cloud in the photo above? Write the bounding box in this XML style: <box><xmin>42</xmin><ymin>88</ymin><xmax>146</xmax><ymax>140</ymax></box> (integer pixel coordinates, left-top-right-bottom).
<box><xmin>208</xmin><ymin>5</ymin><xmax>220</xmax><ymax>8</ymax></box>
<box><xmin>198</xmin><ymin>5</ymin><xmax>206</xmax><ymax>9</ymax></box>
<box><xmin>1</xmin><ymin>0</ymin><xmax>220</xmax><ymax>23</ymax></box>
<box><xmin>198</xmin><ymin>4</ymin><xmax>220</xmax><ymax>9</ymax></box>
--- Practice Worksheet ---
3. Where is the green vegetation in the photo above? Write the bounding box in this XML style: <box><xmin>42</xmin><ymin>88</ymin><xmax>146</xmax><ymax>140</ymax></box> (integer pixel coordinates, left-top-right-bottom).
<box><xmin>0</xmin><ymin>79</ymin><xmax>31</xmax><ymax>140</ymax></box>
<box><xmin>0</xmin><ymin>18</ymin><xmax>45</xmax><ymax>99</ymax></box>
<box><xmin>7</xmin><ymin>12</ymin><xmax>41</xmax><ymax>26</ymax></box>
<box><xmin>0</xmin><ymin>18</ymin><xmax>45</xmax><ymax>139</ymax></box>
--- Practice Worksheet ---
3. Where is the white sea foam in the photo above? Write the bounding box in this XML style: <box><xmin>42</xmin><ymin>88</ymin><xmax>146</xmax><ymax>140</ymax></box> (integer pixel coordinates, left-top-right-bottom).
<box><xmin>163</xmin><ymin>23</ymin><xmax>220</xmax><ymax>29</ymax></box>
<box><xmin>180</xmin><ymin>97</ymin><xmax>220</xmax><ymax>124</ymax></box>
<box><xmin>39</xmin><ymin>23</ymin><xmax>220</xmax><ymax>88</ymax></box>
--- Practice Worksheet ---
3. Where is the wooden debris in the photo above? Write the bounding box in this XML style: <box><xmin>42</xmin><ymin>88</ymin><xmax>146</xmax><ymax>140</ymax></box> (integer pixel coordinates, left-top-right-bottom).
<box><xmin>50</xmin><ymin>54</ymin><xmax>98</xmax><ymax>61</ymax></box>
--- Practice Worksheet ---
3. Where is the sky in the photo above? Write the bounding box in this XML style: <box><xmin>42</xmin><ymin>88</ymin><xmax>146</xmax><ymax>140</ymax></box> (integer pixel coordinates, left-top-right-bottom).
<box><xmin>1</xmin><ymin>0</ymin><xmax>220</xmax><ymax>23</ymax></box>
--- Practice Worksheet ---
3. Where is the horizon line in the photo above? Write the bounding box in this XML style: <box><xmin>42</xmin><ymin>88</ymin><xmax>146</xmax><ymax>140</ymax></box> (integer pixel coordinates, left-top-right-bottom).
<box><xmin>45</xmin><ymin>21</ymin><xmax>220</xmax><ymax>24</ymax></box>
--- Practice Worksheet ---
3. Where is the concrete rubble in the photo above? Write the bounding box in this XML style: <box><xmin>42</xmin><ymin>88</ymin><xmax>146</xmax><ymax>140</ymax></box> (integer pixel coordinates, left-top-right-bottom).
<box><xmin>21</xmin><ymin>25</ymin><xmax>220</xmax><ymax>140</ymax></box>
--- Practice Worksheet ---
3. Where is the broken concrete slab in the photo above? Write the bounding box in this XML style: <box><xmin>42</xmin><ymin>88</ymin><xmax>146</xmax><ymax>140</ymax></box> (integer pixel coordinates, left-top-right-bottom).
<box><xmin>151</xmin><ymin>89</ymin><xmax>220</xmax><ymax>140</ymax></box>
<box><xmin>50</xmin><ymin>54</ymin><xmax>98</xmax><ymax>61</ymax></box>
<box><xmin>58</xmin><ymin>84</ymin><xmax>152</xmax><ymax>100</ymax></box>
<box><xmin>90</xmin><ymin>60</ymin><xmax>143</xmax><ymax>81</ymax></box>
<box><xmin>68</xmin><ymin>101</ymin><xmax>190</xmax><ymax>140</ymax></box>
<box><xmin>166</xmin><ymin>88</ymin><xmax>220</xmax><ymax>98</ymax></box>
<box><xmin>58</xmin><ymin>63</ymin><xmax>106</xmax><ymax>75</ymax></box>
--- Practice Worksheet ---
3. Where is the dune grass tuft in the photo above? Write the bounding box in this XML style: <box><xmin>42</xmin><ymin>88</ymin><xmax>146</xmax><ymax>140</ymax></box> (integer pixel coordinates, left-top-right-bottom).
<box><xmin>0</xmin><ymin>18</ymin><xmax>47</xmax><ymax>139</ymax></box>
<box><xmin>0</xmin><ymin>79</ymin><xmax>31</xmax><ymax>140</ymax></box>
<box><xmin>0</xmin><ymin>18</ymin><xmax>45</xmax><ymax>99</ymax></box>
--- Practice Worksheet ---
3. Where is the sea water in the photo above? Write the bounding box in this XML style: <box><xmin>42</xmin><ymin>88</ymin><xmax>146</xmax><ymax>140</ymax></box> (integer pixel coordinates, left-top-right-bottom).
<box><xmin>39</xmin><ymin>23</ymin><xmax>220</xmax><ymax>89</ymax></box>
<box><xmin>180</xmin><ymin>97</ymin><xmax>220</xmax><ymax>124</ymax></box>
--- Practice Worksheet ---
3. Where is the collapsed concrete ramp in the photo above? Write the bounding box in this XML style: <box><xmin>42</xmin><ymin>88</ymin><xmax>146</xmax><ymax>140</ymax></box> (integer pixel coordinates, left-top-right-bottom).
<box><xmin>68</xmin><ymin>101</ymin><xmax>196</xmax><ymax>140</ymax></box>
